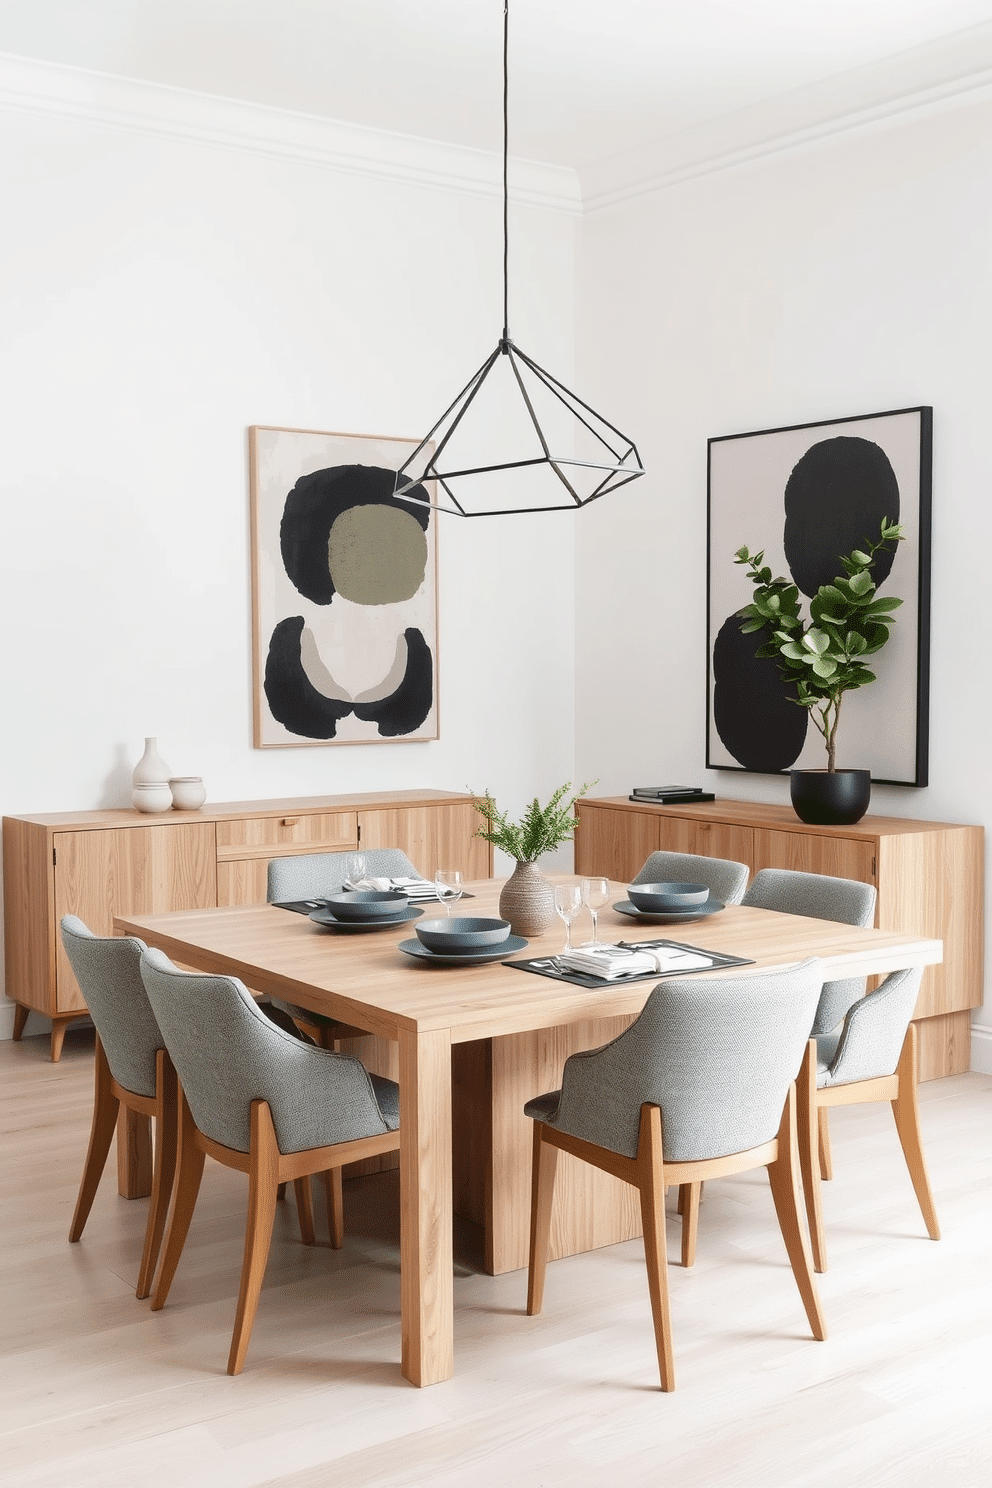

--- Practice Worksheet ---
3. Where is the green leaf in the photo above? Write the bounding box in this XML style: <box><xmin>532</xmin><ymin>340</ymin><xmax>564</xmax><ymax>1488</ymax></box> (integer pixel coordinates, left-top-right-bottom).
<box><xmin>848</xmin><ymin>570</ymin><xmax>873</xmax><ymax>596</ymax></box>
<box><xmin>811</xmin><ymin>656</ymin><xmax>838</xmax><ymax>678</ymax></box>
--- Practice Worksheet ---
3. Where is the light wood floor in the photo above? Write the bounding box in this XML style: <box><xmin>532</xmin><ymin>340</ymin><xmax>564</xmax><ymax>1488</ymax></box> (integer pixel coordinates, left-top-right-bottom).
<box><xmin>2</xmin><ymin>1030</ymin><xmax>990</xmax><ymax>1488</ymax></box>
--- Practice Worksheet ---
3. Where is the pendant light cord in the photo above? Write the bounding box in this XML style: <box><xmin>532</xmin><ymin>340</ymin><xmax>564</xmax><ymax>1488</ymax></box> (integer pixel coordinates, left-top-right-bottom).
<box><xmin>502</xmin><ymin>0</ymin><xmax>510</xmax><ymax>347</ymax></box>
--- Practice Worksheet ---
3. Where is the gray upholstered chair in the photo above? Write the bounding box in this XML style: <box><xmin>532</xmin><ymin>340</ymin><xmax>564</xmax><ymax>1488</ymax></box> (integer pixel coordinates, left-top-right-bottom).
<box><xmin>524</xmin><ymin>959</ymin><xmax>828</xmax><ymax>1391</ymax></box>
<box><xmin>266</xmin><ymin>847</ymin><xmax>423</xmax><ymax>904</ymax></box>
<box><xmin>631</xmin><ymin>850</ymin><xmax>749</xmax><ymax>905</ymax></box>
<box><xmin>60</xmin><ymin>915</ymin><xmax>177</xmax><ymax>1300</ymax></box>
<box><xmin>139</xmin><ymin>947</ymin><xmax>401</xmax><ymax>1375</ymax></box>
<box><xmin>797</xmin><ymin>963</ymin><xmax>939</xmax><ymax>1272</ymax></box>
<box><xmin>742</xmin><ymin>868</ymin><xmax>877</xmax><ymax>1033</ymax></box>
<box><xmin>741</xmin><ymin>867</ymin><xmax>878</xmax><ymax>1192</ymax></box>
<box><xmin>266</xmin><ymin>847</ymin><xmax>425</xmax><ymax>1044</ymax></box>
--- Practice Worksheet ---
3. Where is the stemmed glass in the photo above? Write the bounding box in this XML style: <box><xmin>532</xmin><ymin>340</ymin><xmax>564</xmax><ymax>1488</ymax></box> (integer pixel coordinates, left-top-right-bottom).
<box><xmin>580</xmin><ymin>877</ymin><xmax>610</xmax><ymax>944</ymax></box>
<box><xmin>434</xmin><ymin>869</ymin><xmax>463</xmax><ymax>917</ymax></box>
<box><xmin>553</xmin><ymin>883</ymin><xmax>583</xmax><ymax>953</ymax></box>
<box><xmin>348</xmin><ymin>852</ymin><xmax>367</xmax><ymax>887</ymax></box>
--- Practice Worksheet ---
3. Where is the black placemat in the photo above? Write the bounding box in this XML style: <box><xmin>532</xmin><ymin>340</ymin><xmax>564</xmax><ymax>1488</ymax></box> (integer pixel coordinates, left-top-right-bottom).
<box><xmin>504</xmin><ymin>939</ymin><xmax>754</xmax><ymax>989</ymax></box>
<box><xmin>275</xmin><ymin>892</ymin><xmax>473</xmax><ymax>916</ymax></box>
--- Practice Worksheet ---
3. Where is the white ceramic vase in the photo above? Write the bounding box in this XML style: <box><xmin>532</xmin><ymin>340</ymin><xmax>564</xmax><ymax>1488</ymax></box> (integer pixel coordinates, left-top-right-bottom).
<box><xmin>169</xmin><ymin>776</ymin><xmax>206</xmax><ymax>811</ymax></box>
<box><xmin>132</xmin><ymin>737</ymin><xmax>172</xmax><ymax>812</ymax></box>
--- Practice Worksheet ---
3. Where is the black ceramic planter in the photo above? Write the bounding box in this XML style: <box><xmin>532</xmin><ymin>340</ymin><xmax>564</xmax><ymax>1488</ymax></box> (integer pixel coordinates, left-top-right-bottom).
<box><xmin>790</xmin><ymin>769</ymin><xmax>872</xmax><ymax>826</ymax></box>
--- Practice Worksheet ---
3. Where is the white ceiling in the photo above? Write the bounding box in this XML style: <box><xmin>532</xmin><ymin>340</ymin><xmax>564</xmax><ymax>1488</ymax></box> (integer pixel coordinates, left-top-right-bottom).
<box><xmin>3</xmin><ymin>0</ymin><xmax>992</xmax><ymax>172</ymax></box>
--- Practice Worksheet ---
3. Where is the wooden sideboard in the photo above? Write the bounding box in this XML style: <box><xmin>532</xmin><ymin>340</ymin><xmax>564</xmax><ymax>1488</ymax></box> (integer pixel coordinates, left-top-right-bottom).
<box><xmin>3</xmin><ymin>789</ymin><xmax>491</xmax><ymax>1060</ymax></box>
<box><xmin>575</xmin><ymin>796</ymin><xmax>984</xmax><ymax>1079</ymax></box>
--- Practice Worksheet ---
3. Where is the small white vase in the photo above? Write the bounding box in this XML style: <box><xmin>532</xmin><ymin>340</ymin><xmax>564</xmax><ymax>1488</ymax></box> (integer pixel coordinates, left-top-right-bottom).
<box><xmin>132</xmin><ymin>782</ymin><xmax>173</xmax><ymax>814</ymax></box>
<box><xmin>132</xmin><ymin>737</ymin><xmax>171</xmax><ymax>788</ymax></box>
<box><xmin>169</xmin><ymin>776</ymin><xmax>206</xmax><ymax>811</ymax></box>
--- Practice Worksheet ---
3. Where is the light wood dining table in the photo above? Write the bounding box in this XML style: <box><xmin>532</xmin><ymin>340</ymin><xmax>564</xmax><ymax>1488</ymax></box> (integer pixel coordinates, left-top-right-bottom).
<box><xmin>115</xmin><ymin>878</ymin><xmax>941</xmax><ymax>1387</ymax></box>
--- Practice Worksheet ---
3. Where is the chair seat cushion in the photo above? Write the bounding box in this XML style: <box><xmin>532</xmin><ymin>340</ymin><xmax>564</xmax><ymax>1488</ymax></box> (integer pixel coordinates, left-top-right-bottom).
<box><xmin>524</xmin><ymin>1090</ymin><xmax>562</xmax><ymax>1125</ymax></box>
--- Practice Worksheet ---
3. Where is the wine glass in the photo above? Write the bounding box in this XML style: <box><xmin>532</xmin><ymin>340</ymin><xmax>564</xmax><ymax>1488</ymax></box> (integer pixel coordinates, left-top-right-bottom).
<box><xmin>580</xmin><ymin>877</ymin><xmax>610</xmax><ymax>944</ymax></box>
<box><xmin>553</xmin><ymin>883</ymin><xmax>583</xmax><ymax>953</ymax></box>
<box><xmin>435</xmin><ymin>868</ymin><xmax>463</xmax><ymax>917</ymax></box>
<box><xmin>348</xmin><ymin>852</ymin><xmax>367</xmax><ymax>888</ymax></box>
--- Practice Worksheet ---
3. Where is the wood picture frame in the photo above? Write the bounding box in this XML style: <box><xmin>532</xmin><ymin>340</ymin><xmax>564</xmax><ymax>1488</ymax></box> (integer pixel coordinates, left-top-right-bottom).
<box><xmin>706</xmin><ymin>406</ymin><xmax>931</xmax><ymax>786</ymax></box>
<box><xmin>249</xmin><ymin>426</ymin><xmax>439</xmax><ymax>748</ymax></box>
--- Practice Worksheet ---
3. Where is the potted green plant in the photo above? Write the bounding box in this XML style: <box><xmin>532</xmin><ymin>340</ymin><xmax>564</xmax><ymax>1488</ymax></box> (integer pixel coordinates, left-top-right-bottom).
<box><xmin>473</xmin><ymin>782</ymin><xmax>592</xmax><ymax>935</ymax></box>
<box><xmin>734</xmin><ymin>517</ymin><xmax>904</xmax><ymax>824</ymax></box>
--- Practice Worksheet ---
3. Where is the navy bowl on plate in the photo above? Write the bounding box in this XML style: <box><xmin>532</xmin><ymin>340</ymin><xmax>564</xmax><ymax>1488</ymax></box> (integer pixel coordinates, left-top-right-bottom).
<box><xmin>324</xmin><ymin>890</ymin><xmax>410</xmax><ymax>921</ymax></box>
<box><xmin>626</xmin><ymin>881</ymin><xmax>710</xmax><ymax>912</ymax></box>
<box><xmin>415</xmin><ymin>916</ymin><xmax>511</xmax><ymax>953</ymax></box>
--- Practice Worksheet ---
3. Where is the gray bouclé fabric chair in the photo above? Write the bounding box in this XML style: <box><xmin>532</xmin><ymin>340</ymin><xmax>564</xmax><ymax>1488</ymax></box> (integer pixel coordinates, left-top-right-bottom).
<box><xmin>524</xmin><ymin>959</ymin><xmax>828</xmax><ymax>1391</ymax></box>
<box><xmin>266</xmin><ymin>847</ymin><xmax>424</xmax><ymax>904</ymax></box>
<box><xmin>631</xmin><ymin>850</ymin><xmax>749</xmax><ymax>905</ymax></box>
<box><xmin>139</xmin><ymin>946</ymin><xmax>401</xmax><ymax>1375</ymax></box>
<box><xmin>797</xmin><ymin>962</ymin><xmax>939</xmax><ymax>1273</ymax></box>
<box><xmin>61</xmin><ymin>915</ymin><xmax>178</xmax><ymax>1300</ymax></box>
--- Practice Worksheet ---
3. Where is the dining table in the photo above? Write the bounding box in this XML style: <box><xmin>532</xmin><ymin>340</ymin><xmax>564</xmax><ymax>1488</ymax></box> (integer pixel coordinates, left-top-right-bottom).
<box><xmin>115</xmin><ymin>877</ymin><xmax>942</xmax><ymax>1387</ymax></box>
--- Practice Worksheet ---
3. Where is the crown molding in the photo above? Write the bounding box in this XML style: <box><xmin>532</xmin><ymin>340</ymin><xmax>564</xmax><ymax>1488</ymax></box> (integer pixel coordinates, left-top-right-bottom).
<box><xmin>581</xmin><ymin>33</ymin><xmax>992</xmax><ymax>215</ymax></box>
<box><xmin>0</xmin><ymin>52</ymin><xmax>582</xmax><ymax>215</ymax></box>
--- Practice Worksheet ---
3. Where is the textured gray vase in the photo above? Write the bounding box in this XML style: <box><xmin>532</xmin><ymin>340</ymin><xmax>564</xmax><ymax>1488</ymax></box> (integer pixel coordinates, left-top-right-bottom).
<box><xmin>498</xmin><ymin>859</ymin><xmax>555</xmax><ymax>937</ymax></box>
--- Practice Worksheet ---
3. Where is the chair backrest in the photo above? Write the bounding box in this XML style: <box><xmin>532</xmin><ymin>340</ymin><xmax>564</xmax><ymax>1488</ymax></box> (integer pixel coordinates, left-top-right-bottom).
<box><xmin>59</xmin><ymin>916</ymin><xmax>162</xmax><ymax>1097</ymax></box>
<box><xmin>551</xmin><ymin>959</ymin><xmax>824</xmax><ymax>1162</ymax></box>
<box><xmin>266</xmin><ymin>847</ymin><xmax>422</xmax><ymax>904</ymax></box>
<box><xmin>818</xmin><ymin>964</ymin><xmax>923</xmax><ymax>1087</ymax></box>
<box><xmin>631</xmin><ymin>850</ymin><xmax>749</xmax><ymax>905</ymax></box>
<box><xmin>742</xmin><ymin>868</ymin><xmax>877</xmax><ymax>1033</ymax></box>
<box><xmin>138</xmin><ymin>947</ymin><xmax>394</xmax><ymax>1154</ymax></box>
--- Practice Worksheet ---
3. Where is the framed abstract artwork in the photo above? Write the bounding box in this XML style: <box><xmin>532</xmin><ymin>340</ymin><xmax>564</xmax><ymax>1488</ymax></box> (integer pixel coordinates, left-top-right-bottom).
<box><xmin>706</xmin><ymin>406</ymin><xmax>931</xmax><ymax>786</ymax></box>
<box><xmin>249</xmin><ymin>426</ymin><xmax>439</xmax><ymax>747</ymax></box>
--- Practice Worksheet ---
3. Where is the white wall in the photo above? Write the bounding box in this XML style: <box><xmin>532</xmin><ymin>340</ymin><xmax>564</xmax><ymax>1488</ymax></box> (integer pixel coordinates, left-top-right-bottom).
<box><xmin>0</xmin><ymin>70</ymin><xmax>578</xmax><ymax>1034</ymax></box>
<box><xmin>575</xmin><ymin>97</ymin><xmax>992</xmax><ymax>1067</ymax></box>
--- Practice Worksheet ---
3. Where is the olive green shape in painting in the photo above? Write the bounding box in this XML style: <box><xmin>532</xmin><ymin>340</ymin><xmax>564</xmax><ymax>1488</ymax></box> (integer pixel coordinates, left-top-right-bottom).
<box><xmin>327</xmin><ymin>505</ymin><xmax>428</xmax><ymax>605</ymax></box>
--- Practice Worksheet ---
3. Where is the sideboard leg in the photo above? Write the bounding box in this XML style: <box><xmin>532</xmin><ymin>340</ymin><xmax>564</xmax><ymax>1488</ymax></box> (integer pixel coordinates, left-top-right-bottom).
<box><xmin>12</xmin><ymin>1004</ymin><xmax>29</xmax><ymax>1041</ymax></box>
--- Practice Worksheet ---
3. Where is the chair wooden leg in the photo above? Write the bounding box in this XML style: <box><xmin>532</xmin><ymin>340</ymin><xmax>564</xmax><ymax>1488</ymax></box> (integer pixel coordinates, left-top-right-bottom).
<box><xmin>321</xmin><ymin>1169</ymin><xmax>345</xmax><ymax>1249</ymax></box>
<box><xmin>293</xmin><ymin>1176</ymin><xmax>315</xmax><ymax>1245</ymax></box>
<box><xmin>818</xmin><ymin>1107</ymin><xmax>833</xmax><ymax>1180</ymax></box>
<box><xmin>69</xmin><ymin>1039</ymin><xmax>119</xmax><ymax>1243</ymax></box>
<box><xmin>12</xmin><ymin>1003</ymin><xmax>29</xmax><ymax>1041</ymax></box>
<box><xmin>228</xmin><ymin>1101</ymin><xmax>281</xmax><ymax>1375</ymax></box>
<box><xmin>891</xmin><ymin>1024</ymin><xmax>941</xmax><ymax>1241</ymax></box>
<box><xmin>151</xmin><ymin>1089</ymin><xmax>206</xmax><ymax>1311</ymax></box>
<box><xmin>526</xmin><ymin>1123</ymin><xmax>559</xmax><ymax>1316</ymax></box>
<box><xmin>796</xmin><ymin>1041</ymin><xmax>827</xmax><ymax>1273</ymax></box>
<box><xmin>136</xmin><ymin>1052</ymin><xmax>178</xmax><ymax>1299</ymax></box>
<box><xmin>766</xmin><ymin>1086</ymin><xmax>827</xmax><ymax>1342</ymax></box>
<box><xmin>637</xmin><ymin>1105</ymin><xmax>675</xmax><ymax>1391</ymax></box>
<box><xmin>680</xmin><ymin>1182</ymin><xmax>701</xmax><ymax>1268</ymax></box>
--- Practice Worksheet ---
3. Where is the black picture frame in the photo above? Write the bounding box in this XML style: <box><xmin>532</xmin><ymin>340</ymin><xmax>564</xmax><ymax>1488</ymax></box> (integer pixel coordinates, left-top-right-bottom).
<box><xmin>706</xmin><ymin>406</ymin><xmax>932</xmax><ymax>787</ymax></box>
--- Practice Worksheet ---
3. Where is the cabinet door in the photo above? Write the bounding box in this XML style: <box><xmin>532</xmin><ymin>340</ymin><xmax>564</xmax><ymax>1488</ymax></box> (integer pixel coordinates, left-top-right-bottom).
<box><xmin>53</xmin><ymin>824</ymin><xmax>217</xmax><ymax>1011</ymax></box>
<box><xmin>656</xmin><ymin>816</ymin><xmax>754</xmax><ymax>869</ymax></box>
<box><xmin>574</xmin><ymin>806</ymin><xmax>660</xmax><ymax>881</ymax></box>
<box><xmin>358</xmin><ymin>803</ymin><xmax>490</xmax><ymax>879</ymax></box>
<box><xmin>217</xmin><ymin>858</ymin><xmax>270</xmax><ymax>907</ymax></box>
<box><xmin>753</xmin><ymin>828</ymin><xmax>877</xmax><ymax>904</ymax></box>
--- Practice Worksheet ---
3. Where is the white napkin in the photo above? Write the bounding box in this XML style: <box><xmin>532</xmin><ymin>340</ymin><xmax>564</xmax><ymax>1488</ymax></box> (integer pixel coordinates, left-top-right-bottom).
<box><xmin>559</xmin><ymin>943</ymin><xmax>713</xmax><ymax>981</ymax></box>
<box><xmin>345</xmin><ymin>876</ymin><xmax>436</xmax><ymax>898</ymax></box>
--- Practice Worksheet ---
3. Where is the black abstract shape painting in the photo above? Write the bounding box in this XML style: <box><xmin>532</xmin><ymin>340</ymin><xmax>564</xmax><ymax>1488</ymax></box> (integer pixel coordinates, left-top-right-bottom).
<box><xmin>706</xmin><ymin>408</ymin><xmax>931</xmax><ymax>786</ymax></box>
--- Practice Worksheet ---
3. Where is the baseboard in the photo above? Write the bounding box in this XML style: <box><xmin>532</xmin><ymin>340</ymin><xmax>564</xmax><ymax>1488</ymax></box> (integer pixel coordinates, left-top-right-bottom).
<box><xmin>970</xmin><ymin>1022</ymin><xmax>992</xmax><ymax>1074</ymax></box>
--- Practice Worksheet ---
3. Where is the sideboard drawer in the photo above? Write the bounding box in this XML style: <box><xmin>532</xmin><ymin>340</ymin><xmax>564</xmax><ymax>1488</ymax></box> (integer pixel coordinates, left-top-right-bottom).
<box><xmin>216</xmin><ymin>811</ymin><xmax>358</xmax><ymax>861</ymax></box>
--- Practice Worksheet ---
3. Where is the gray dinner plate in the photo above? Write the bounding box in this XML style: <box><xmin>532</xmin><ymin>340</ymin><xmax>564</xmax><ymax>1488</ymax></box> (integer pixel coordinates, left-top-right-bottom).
<box><xmin>309</xmin><ymin>906</ymin><xmax>423</xmax><ymax>932</ymax></box>
<box><xmin>397</xmin><ymin>934</ymin><xmax>528</xmax><ymax>966</ymax></box>
<box><xmin>612</xmin><ymin>899</ymin><xmax>725</xmax><ymax>924</ymax></box>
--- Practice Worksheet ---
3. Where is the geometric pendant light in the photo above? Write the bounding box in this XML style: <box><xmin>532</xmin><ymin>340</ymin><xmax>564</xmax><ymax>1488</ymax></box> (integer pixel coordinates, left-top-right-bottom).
<box><xmin>394</xmin><ymin>1</ymin><xmax>644</xmax><ymax>516</ymax></box>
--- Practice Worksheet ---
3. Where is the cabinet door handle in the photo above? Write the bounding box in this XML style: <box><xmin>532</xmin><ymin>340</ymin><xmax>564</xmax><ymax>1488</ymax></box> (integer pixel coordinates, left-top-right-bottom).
<box><xmin>280</xmin><ymin>818</ymin><xmax>300</xmax><ymax>828</ymax></box>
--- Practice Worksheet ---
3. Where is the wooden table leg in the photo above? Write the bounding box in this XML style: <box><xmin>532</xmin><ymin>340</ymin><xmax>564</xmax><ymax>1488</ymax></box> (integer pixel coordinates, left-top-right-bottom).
<box><xmin>398</xmin><ymin>1027</ymin><xmax>453</xmax><ymax>1387</ymax></box>
<box><xmin>116</xmin><ymin>1107</ymin><xmax>153</xmax><ymax>1199</ymax></box>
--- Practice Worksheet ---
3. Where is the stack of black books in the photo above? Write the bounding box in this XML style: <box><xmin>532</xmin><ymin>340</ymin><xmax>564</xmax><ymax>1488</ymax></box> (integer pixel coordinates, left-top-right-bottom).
<box><xmin>628</xmin><ymin>785</ymin><xmax>716</xmax><ymax>804</ymax></box>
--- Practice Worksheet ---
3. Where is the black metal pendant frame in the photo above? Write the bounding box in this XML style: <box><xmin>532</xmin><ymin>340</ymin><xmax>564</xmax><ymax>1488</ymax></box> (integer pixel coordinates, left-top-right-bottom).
<box><xmin>393</xmin><ymin>1</ymin><xmax>644</xmax><ymax>517</ymax></box>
